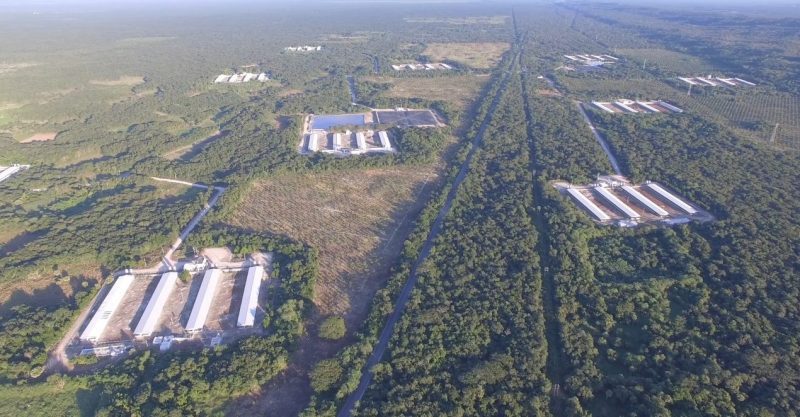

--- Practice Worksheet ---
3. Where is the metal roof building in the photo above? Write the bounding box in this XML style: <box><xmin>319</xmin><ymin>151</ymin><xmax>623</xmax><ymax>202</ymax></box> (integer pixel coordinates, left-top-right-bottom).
<box><xmin>378</xmin><ymin>131</ymin><xmax>392</xmax><ymax>150</ymax></box>
<box><xmin>567</xmin><ymin>188</ymin><xmax>611</xmax><ymax>221</ymax></box>
<box><xmin>0</xmin><ymin>165</ymin><xmax>21</xmax><ymax>183</ymax></box>
<box><xmin>185</xmin><ymin>269</ymin><xmax>221</xmax><ymax>333</ymax></box>
<box><xmin>621</xmin><ymin>186</ymin><xmax>669</xmax><ymax>216</ymax></box>
<box><xmin>356</xmin><ymin>132</ymin><xmax>367</xmax><ymax>150</ymax></box>
<box><xmin>134</xmin><ymin>272</ymin><xmax>178</xmax><ymax>337</ymax></box>
<box><xmin>646</xmin><ymin>183</ymin><xmax>697</xmax><ymax>214</ymax></box>
<box><xmin>237</xmin><ymin>266</ymin><xmax>264</xmax><ymax>327</ymax></box>
<box><xmin>80</xmin><ymin>274</ymin><xmax>135</xmax><ymax>343</ymax></box>
<box><xmin>594</xmin><ymin>186</ymin><xmax>641</xmax><ymax>219</ymax></box>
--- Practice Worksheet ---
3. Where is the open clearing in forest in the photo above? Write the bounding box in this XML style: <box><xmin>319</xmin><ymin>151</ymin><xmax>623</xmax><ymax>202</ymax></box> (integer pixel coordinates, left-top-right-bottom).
<box><xmin>367</xmin><ymin>75</ymin><xmax>488</xmax><ymax>110</ymax></box>
<box><xmin>226</xmin><ymin>164</ymin><xmax>442</xmax><ymax>416</ymax></box>
<box><xmin>20</xmin><ymin>132</ymin><xmax>58</xmax><ymax>143</ymax></box>
<box><xmin>89</xmin><ymin>76</ymin><xmax>145</xmax><ymax>87</ymax></box>
<box><xmin>423</xmin><ymin>42</ymin><xmax>509</xmax><ymax>69</ymax></box>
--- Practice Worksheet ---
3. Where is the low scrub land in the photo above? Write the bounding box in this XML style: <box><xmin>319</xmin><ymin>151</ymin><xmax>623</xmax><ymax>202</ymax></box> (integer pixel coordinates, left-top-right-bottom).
<box><xmin>367</xmin><ymin>75</ymin><xmax>488</xmax><ymax>111</ymax></box>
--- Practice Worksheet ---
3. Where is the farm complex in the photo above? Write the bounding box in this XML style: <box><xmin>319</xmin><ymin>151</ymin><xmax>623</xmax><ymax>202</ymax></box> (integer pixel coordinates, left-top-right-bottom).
<box><xmin>679</xmin><ymin>76</ymin><xmax>755</xmax><ymax>87</ymax></box>
<box><xmin>556</xmin><ymin>176</ymin><xmax>712</xmax><ymax>227</ymax></box>
<box><xmin>214</xmin><ymin>72</ymin><xmax>269</xmax><ymax>84</ymax></box>
<box><xmin>73</xmin><ymin>258</ymin><xmax>272</xmax><ymax>357</ymax></box>
<box><xmin>300</xmin><ymin>108</ymin><xmax>443</xmax><ymax>156</ymax></box>
<box><xmin>392</xmin><ymin>62</ymin><xmax>453</xmax><ymax>71</ymax></box>
<box><xmin>591</xmin><ymin>99</ymin><xmax>684</xmax><ymax>114</ymax></box>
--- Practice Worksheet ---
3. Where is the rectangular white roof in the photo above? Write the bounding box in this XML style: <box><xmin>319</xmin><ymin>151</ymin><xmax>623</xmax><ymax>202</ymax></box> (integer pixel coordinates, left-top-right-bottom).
<box><xmin>378</xmin><ymin>131</ymin><xmax>391</xmax><ymax>149</ymax></box>
<box><xmin>567</xmin><ymin>188</ymin><xmax>611</xmax><ymax>221</ymax></box>
<box><xmin>621</xmin><ymin>186</ymin><xmax>669</xmax><ymax>216</ymax></box>
<box><xmin>0</xmin><ymin>165</ymin><xmax>22</xmax><ymax>183</ymax></box>
<box><xmin>656</xmin><ymin>101</ymin><xmax>684</xmax><ymax>113</ymax></box>
<box><xmin>80</xmin><ymin>274</ymin><xmax>135</xmax><ymax>342</ymax></box>
<box><xmin>646</xmin><ymin>183</ymin><xmax>697</xmax><ymax>214</ymax></box>
<box><xmin>594</xmin><ymin>187</ymin><xmax>641</xmax><ymax>218</ymax></box>
<box><xmin>636</xmin><ymin>101</ymin><xmax>663</xmax><ymax>113</ymax></box>
<box><xmin>134</xmin><ymin>272</ymin><xmax>178</xmax><ymax>337</ymax></box>
<box><xmin>679</xmin><ymin>77</ymin><xmax>699</xmax><ymax>85</ymax></box>
<box><xmin>237</xmin><ymin>266</ymin><xmax>264</xmax><ymax>327</ymax></box>
<box><xmin>734</xmin><ymin>77</ymin><xmax>756</xmax><ymax>86</ymax></box>
<box><xmin>593</xmin><ymin>102</ymin><xmax>617</xmax><ymax>113</ymax></box>
<box><xmin>185</xmin><ymin>269</ymin><xmax>221</xmax><ymax>333</ymax></box>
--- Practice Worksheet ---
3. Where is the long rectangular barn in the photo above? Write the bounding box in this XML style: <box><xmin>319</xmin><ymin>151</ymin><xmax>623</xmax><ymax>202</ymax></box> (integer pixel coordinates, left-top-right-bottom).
<box><xmin>134</xmin><ymin>272</ymin><xmax>178</xmax><ymax>337</ymax></box>
<box><xmin>646</xmin><ymin>183</ymin><xmax>698</xmax><ymax>214</ymax></box>
<box><xmin>185</xmin><ymin>269</ymin><xmax>221</xmax><ymax>333</ymax></box>
<box><xmin>594</xmin><ymin>186</ymin><xmax>640</xmax><ymax>218</ymax></box>
<box><xmin>80</xmin><ymin>274</ymin><xmax>135</xmax><ymax>343</ymax></box>
<box><xmin>237</xmin><ymin>266</ymin><xmax>264</xmax><ymax>327</ymax></box>
<box><xmin>567</xmin><ymin>188</ymin><xmax>611</xmax><ymax>221</ymax></box>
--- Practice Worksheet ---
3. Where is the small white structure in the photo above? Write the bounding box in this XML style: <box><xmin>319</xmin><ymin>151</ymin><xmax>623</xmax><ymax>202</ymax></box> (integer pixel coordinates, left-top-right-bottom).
<box><xmin>636</xmin><ymin>101</ymin><xmax>663</xmax><ymax>113</ymax></box>
<box><xmin>567</xmin><ymin>188</ymin><xmax>611</xmax><ymax>221</ymax></box>
<box><xmin>621</xmin><ymin>185</ymin><xmax>669</xmax><ymax>216</ymax></box>
<box><xmin>593</xmin><ymin>102</ymin><xmax>617</xmax><ymax>113</ymax></box>
<box><xmin>646</xmin><ymin>183</ymin><xmax>697</xmax><ymax>215</ymax></box>
<box><xmin>185</xmin><ymin>269</ymin><xmax>221</xmax><ymax>333</ymax></box>
<box><xmin>594</xmin><ymin>186</ymin><xmax>641</xmax><ymax>219</ymax></box>
<box><xmin>134</xmin><ymin>272</ymin><xmax>178</xmax><ymax>338</ymax></box>
<box><xmin>656</xmin><ymin>101</ymin><xmax>683</xmax><ymax>113</ymax></box>
<box><xmin>308</xmin><ymin>132</ymin><xmax>324</xmax><ymax>152</ymax></box>
<box><xmin>257</xmin><ymin>73</ymin><xmax>268</xmax><ymax>82</ymax></box>
<box><xmin>237</xmin><ymin>266</ymin><xmax>264</xmax><ymax>327</ymax></box>
<box><xmin>214</xmin><ymin>74</ymin><xmax>230</xmax><ymax>83</ymax></box>
<box><xmin>285</xmin><ymin>45</ymin><xmax>322</xmax><ymax>52</ymax></box>
<box><xmin>80</xmin><ymin>275</ymin><xmax>135</xmax><ymax>343</ymax></box>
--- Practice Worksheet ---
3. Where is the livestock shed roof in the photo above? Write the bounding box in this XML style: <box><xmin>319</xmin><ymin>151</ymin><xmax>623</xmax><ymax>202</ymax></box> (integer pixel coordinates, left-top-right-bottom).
<box><xmin>80</xmin><ymin>274</ymin><xmax>135</xmax><ymax>343</ymax></box>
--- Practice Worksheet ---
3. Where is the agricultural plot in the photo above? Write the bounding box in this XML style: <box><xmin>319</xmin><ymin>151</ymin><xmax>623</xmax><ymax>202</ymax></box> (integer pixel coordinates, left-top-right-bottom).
<box><xmin>555</xmin><ymin>176</ymin><xmax>712</xmax><ymax>227</ymax></box>
<box><xmin>422</xmin><ymin>42</ymin><xmax>509</xmax><ymax>69</ymax></box>
<box><xmin>591</xmin><ymin>99</ymin><xmax>683</xmax><ymax>114</ymax></box>
<box><xmin>364</xmin><ymin>75</ymin><xmax>489</xmax><ymax>111</ymax></box>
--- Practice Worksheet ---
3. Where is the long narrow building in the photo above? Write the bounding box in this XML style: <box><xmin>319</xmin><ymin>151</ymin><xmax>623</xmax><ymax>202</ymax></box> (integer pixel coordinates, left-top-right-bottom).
<box><xmin>237</xmin><ymin>266</ymin><xmax>264</xmax><ymax>327</ymax></box>
<box><xmin>567</xmin><ymin>188</ymin><xmax>611</xmax><ymax>221</ymax></box>
<box><xmin>594</xmin><ymin>187</ymin><xmax>641</xmax><ymax>218</ymax></box>
<box><xmin>80</xmin><ymin>274</ymin><xmax>135</xmax><ymax>343</ymax></box>
<box><xmin>134</xmin><ymin>272</ymin><xmax>178</xmax><ymax>337</ymax></box>
<box><xmin>0</xmin><ymin>165</ymin><xmax>21</xmax><ymax>183</ymax></box>
<box><xmin>378</xmin><ymin>131</ymin><xmax>392</xmax><ymax>150</ymax></box>
<box><xmin>621</xmin><ymin>185</ymin><xmax>669</xmax><ymax>216</ymax></box>
<box><xmin>646</xmin><ymin>183</ymin><xmax>697</xmax><ymax>214</ymax></box>
<box><xmin>185</xmin><ymin>269</ymin><xmax>221</xmax><ymax>333</ymax></box>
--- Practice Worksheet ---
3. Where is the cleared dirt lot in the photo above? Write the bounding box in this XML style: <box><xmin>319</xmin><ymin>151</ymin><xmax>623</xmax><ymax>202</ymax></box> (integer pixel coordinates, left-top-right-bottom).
<box><xmin>423</xmin><ymin>42</ymin><xmax>509</xmax><ymax>69</ymax></box>
<box><xmin>226</xmin><ymin>164</ymin><xmax>442</xmax><ymax>416</ymax></box>
<box><xmin>367</xmin><ymin>75</ymin><xmax>488</xmax><ymax>111</ymax></box>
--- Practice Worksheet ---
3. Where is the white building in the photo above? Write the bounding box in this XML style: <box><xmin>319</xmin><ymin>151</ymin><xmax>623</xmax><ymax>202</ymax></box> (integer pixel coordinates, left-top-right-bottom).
<box><xmin>621</xmin><ymin>185</ymin><xmax>669</xmax><ymax>216</ymax></box>
<box><xmin>646</xmin><ymin>183</ymin><xmax>697</xmax><ymax>214</ymax></box>
<box><xmin>185</xmin><ymin>269</ymin><xmax>221</xmax><ymax>333</ymax></box>
<box><xmin>0</xmin><ymin>165</ymin><xmax>22</xmax><ymax>183</ymax></box>
<box><xmin>237</xmin><ymin>266</ymin><xmax>264</xmax><ymax>327</ymax></box>
<box><xmin>355</xmin><ymin>132</ymin><xmax>367</xmax><ymax>150</ymax></box>
<box><xmin>80</xmin><ymin>275</ymin><xmax>135</xmax><ymax>343</ymax></box>
<box><xmin>378</xmin><ymin>131</ymin><xmax>392</xmax><ymax>150</ymax></box>
<box><xmin>594</xmin><ymin>186</ymin><xmax>641</xmax><ymax>219</ymax></box>
<box><xmin>567</xmin><ymin>188</ymin><xmax>611</xmax><ymax>221</ymax></box>
<box><xmin>133</xmin><ymin>272</ymin><xmax>178</xmax><ymax>338</ymax></box>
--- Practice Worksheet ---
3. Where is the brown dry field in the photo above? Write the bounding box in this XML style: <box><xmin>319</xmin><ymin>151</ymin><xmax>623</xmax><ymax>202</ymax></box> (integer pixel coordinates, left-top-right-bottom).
<box><xmin>228</xmin><ymin>165</ymin><xmax>438</xmax><ymax>319</ymax></box>
<box><xmin>367</xmin><ymin>75</ymin><xmax>488</xmax><ymax>111</ymax></box>
<box><xmin>225</xmin><ymin>164</ymin><xmax>441</xmax><ymax>416</ymax></box>
<box><xmin>20</xmin><ymin>131</ymin><xmax>58</xmax><ymax>143</ymax></box>
<box><xmin>89</xmin><ymin>75</ymin><xmax>144</xmax><ymax>86</ymax></box>
<box><xmin>423</xmin><ymin>42</ymin><xmax>509</xmax><ymax>69</ymax></box>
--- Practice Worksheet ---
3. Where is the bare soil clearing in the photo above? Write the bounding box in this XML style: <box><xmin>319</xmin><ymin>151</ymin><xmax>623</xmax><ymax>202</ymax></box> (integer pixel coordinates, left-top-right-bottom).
<box><xmin>367</xmin><ymin>75</ymin><xmax>488</xmax><ymax>110</ymax></box>
<box><xmin>226</xmin><ymin>164</ymin><xmax>442</xmax><ymax>416</ymax></box>
<box><xmin>89</xmin><ymin>76</ymin><xmax>145</xmax><ymax>86</ymax></box>
<box><xmin>20</xmin><ymin>132</ymin><xmax>58</xmax><ymax>143</ymax></box>
<box><xmin>423</xmin><ymin>42</ymin><xmax>509</xmax><ymax>69</ymax></box>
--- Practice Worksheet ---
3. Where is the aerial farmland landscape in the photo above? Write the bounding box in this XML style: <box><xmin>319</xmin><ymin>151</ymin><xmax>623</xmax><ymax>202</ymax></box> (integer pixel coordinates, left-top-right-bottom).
<box><xmin>0</xmin><ymin>0</ymin><xmax>798</xmax><ymax>416</ymax></box>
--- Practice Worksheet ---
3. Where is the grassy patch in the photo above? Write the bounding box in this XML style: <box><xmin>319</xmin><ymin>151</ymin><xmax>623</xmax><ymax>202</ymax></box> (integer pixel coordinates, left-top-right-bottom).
<box><xmin>366</xmin><ymin>75</ymin><xmax>488</xmax><ymax>110</ymax></box>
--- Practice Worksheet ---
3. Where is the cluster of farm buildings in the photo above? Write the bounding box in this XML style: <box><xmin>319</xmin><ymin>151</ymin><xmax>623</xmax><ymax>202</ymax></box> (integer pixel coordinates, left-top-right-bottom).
<box><xmin>301</xmin><ymin>109</ymin><xmax>441</xmax><ymax>157</ymax></box>
<box><xmin>591</xmin><ymin>99</ymin><xmax>683</xmax><ymax>114</ymax></box>
<box><xmin>214</xmin><ymin>72</ymin><xmax>269</xmax><ymax>84</ymax></box>
<box><xmin>0</xmin><ymin>164</ymin><xmax>29</xmax><ymax>184</ymax></box>
<box><xmin>564</xmin><ymin>53</ymin><xmax>619</xmax><ymax>66</ymax></box>
<box><xmin>679</xmin><ymin>76</ymin><xmax>755</xmax><ymax>87</ymax></box>
<box><xmin>285</xmin><ymin>45</ymin><xmax>322</xmax><ymax>52</ymax></box>
<box><xmin>391</xmin><ymin>62</ymin><xmax>453</xmax><ymax>71</ymax></box>
<box><xmin>558</xmin><ymin>176</ymin><xmax>710</xmax><ymax>227</ymax></box>
<box><xmin>77</xmin><ymin>262</ymin><xmax>269</xmax><ymax>356</ymax></box>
